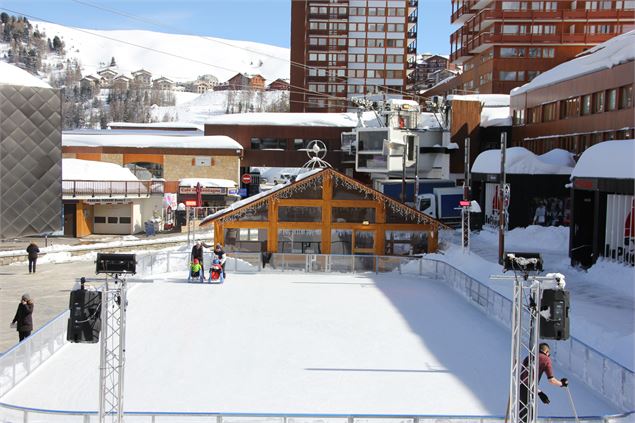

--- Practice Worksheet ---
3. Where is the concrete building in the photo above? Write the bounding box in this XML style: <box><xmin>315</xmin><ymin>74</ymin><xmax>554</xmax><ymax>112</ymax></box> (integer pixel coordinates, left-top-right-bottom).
<box><xmin>426</xmin><ymin>0</ymin><xmax>634</xmax><ymax>96</ymax></box>
<box><xmin>62</xmin><ymin>131</ymin><xmax>244</xmax><ymax>196</ymax></box>
<box><xmin>0</xmin><ymin>62</ymin><xmax>62</xmax><ymax>238</ymax></box>
<box><xmin>290</xmin><ymin>0</ymin><xmax>419</xmax><ymax>112</ymax></box>
<box><xmin>510</xmin><ymin>30</ymin><xmax>634</xmax><ymax>154</ymax></box>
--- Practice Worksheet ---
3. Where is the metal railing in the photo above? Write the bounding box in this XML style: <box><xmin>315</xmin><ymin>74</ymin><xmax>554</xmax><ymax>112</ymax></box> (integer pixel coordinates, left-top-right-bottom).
<box><xmin>62</xmin><ymin>180</ymin><xmax>164</xmax><ymax>199</ymax></box>
<box><xmin>0</xmin><ymin>310</ymin><xmax>69</xmax><ymax>397</ymax></box>
<box><xmin>1</xmin><ymin>252</ymin><xmax>633</xmax><ymax>421</ymax></box>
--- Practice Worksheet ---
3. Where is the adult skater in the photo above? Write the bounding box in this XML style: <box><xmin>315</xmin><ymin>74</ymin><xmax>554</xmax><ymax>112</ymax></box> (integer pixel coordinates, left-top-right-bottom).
<box><xmin>213</xmin><ymin>243</ymin><xmax>227</xmax><ymax>279</ymax></box>
<box><xmin>191</xmin><ymin>240</ymin><xmax>211</xmax><ymax>276</ymax></box>
<box><xmin>11</xmin><ymin>294</ymin><xmax>34</xmax><ymax>342</ymax></box>
<box><xmin>518</xmin><ymin>342</ymin><xmax>568</xmax><ymax>422</ymax></box>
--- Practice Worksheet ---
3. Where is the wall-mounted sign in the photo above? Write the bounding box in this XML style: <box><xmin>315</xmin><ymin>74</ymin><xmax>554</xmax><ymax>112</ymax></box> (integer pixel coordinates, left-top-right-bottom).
<box><xmin>179</xmin><ymin>186</ymin><xmax>227</xmax><ymax>195</ymax></box>
<box><xmin>194</xmin><ymin>156</ymin><xmax>212</xmax><ymax>167</ymax></box>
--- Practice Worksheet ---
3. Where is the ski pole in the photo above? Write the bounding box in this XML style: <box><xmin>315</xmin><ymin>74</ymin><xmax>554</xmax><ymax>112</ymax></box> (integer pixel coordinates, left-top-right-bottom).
<box><xmin>565</xmin><ymin>387</ymin><xmax>580</xmax><ymax>423</ymax></box>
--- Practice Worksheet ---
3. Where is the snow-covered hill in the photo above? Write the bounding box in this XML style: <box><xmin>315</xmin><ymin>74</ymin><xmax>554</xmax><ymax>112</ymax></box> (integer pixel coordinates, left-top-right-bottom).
<box><xmin>32</xmin><ymin>21</ymin><xmax>290</xmax><ymax>83</ymax></box>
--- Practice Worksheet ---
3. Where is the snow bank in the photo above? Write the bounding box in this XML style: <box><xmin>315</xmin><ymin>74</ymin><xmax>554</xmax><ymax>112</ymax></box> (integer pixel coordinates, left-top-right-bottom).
<box><xmin>472</xmin><ymin>147</ymin><xmax>574</xmax><ymax>175</ymax></box>
<box><xmin>205</xmin><ymin>111</ymin><xmax>381</xmax><ymax>128</ymax></box>
<box><xmin>480</xmin><ymin>106</ymin><xmax>512</xmax><ymax>127</ymax></box>
<box><xmin>0</xmin><ymin>62</ymin><xmax>51</xmax><ymax>89</ymax></box>
<box><xmin>512</xmin><ymin>30</ymin><xmax>635</xmax><ymax>95</ymax></box>
<box><xmin>571</xmin><ymin>140</ymin><xmax>635</xmax><ymax>179</ymax></box>
<box><xmin>62</xmin><ymin>158</ymin><xmax>138</xmax><ymax>181</ymax></box>
<box><xmin>62</xmin><ymin>133</ymin><xmax>243</xmax><ymax>150</ymax></box>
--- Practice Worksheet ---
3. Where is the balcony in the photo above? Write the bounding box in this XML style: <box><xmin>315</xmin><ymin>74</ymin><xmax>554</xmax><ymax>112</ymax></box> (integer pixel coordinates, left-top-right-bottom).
<box><xmin>407</xmin><ymin>30</ymin><xmax>417</xmax><ymax>39</ymax></box>
<box><xmin>451</xmin><ymin>1</ymin><xmax>476</xmax><ymax>25</ymax></box>
<box><xmin>408</xmin><ymin>0</ymin><xmax>418</xmax><ymax>7</ymax></box>
<box><xmin>62</xmin><ymin>180</ymin><xmax>164</xmax><ymax>199</ymax></box>
<box><xmin>408</xmin><ymin>12</ymin><xmax>418</xmax><ymax>23</ymax></box>
<box><xmin>407</xmin><ymin>46</ymin><xmax>417</xmax><ymax>54</ymax></box>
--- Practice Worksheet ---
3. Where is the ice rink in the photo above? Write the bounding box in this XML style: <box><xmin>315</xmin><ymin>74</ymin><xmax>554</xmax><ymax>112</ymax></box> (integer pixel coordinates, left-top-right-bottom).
<box><xmin>1</xmin><ymin>272</ymin><xmax>620</xmax><ymax>416</ymax></box>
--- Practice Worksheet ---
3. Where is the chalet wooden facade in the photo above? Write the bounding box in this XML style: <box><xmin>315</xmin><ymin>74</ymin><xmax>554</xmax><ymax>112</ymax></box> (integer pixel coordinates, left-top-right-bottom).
<box><xmin>200</xmin><ymin>168</ymin><xmax>446</xmax><ymax>256</ymax></box>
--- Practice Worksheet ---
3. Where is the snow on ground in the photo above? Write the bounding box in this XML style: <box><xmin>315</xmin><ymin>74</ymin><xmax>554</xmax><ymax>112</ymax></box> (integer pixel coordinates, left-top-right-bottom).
<box><xmin>0</xmin><ymin>62</ymin><xmax>51</xmax><ymax>88</ymax></box>
<box><xmin>151</xmin><ymin>90</ymin><xmax>287</xmax><ymax>124</ymax></box>
<box><xmin>431</xmin><ymin>225</ymin><xmax>635</xmax><ymax>370</ymax></box>
<box><xmin>33</xmin><ymin>21</ymin><xmax>290</xmax><ymax>83</ymax></box>
<box><xmin>1</xmin><ymin>272</ymin><xmax>619</xmax><ymax>415</ymax></box>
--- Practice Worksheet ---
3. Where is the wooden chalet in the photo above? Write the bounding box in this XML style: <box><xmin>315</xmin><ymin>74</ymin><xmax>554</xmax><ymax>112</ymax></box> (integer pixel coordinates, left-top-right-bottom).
<box><xmin>200</xmin><ymin>168</ymin><xmax>447</xmax><ymax>256</ymax></box>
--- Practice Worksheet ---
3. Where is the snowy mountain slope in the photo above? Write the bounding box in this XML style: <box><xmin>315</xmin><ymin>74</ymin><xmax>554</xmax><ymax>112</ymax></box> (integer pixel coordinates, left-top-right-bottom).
<box><xmin>32</xmin><ymin>21</ymin><xmax>290</xmax><ymax>83</ymax></box>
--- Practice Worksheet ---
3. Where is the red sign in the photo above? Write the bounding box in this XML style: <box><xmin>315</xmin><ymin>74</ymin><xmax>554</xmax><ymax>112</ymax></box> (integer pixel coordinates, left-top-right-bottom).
<box><xmin>459</xmin><ymin>200</ymin><xmax>471</xmax><ymax>207</ymax></box>
<box><xmin>184</xmin><ymin>200</ymin><xmax>197</xmax><ymax>206</ymax></box>
<box><xmin>241</xmin><ymin>174</ymin><xmax>252</xmax><ymax>184</ymax></box>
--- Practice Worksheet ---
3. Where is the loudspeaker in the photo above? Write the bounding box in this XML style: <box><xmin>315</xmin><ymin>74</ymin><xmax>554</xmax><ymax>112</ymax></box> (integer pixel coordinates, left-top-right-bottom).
<box><xmin>95</xmin><ymin>253</ymin><xmax>136</xmax><ymax>274</ymax></box>
<box><xmin>503</xmin><ymin>252</ymin><xmax>544</xmax><ymax>272</ymax></box>
<box><xmin>67</xmin><ymin>289</ymin><xmax>102</xmax><ymax>343</ymax></box>
<box><xmin>540</xmin><ymin>289</ymin><xmax>570</xmax><ymax>340</ymax></box>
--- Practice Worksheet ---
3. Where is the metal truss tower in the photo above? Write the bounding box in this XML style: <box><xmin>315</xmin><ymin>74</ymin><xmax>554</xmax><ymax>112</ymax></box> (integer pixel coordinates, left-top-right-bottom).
<box><xmin>99</xmin><ymin>274</ymin><xmax>129</xmax><ymax>423</ymax></box>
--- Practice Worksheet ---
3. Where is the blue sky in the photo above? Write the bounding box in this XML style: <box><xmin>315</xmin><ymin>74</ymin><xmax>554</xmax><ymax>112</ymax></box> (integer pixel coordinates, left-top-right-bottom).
<box><xmin>0</xmin><ymin>0</ymin><xmax>452</xmax><ymax>55</ymax></box>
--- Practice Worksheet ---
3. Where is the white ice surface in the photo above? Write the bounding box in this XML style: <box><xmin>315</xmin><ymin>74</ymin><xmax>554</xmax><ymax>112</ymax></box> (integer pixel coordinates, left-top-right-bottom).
<box><xmin>571</xmin><ymin>140</ymin><xmax>635</xmax><ymax>179</ymax></box>
<box><xmin>63</xmin><ymin>133</ymin><xmax>243</xmax><ymax>150</ymax></box>
<box><xmin>0</xmin><ymin>61</ymin><xmax>51</xmax><ymax>88</ymax></box>
<box><xmin>433</xmin><ymin>225</ymin><xmax>635</xmax><ymax>371</ymax></box>
<box><xmin>62</xmin><ymin>158</ymin><xmax>138</xmax><ymax>181</ymax></box>
<box><xmin>1</xmin><ymin>272</ymin><xmax>619</xmax><ymax>415</ymax></box>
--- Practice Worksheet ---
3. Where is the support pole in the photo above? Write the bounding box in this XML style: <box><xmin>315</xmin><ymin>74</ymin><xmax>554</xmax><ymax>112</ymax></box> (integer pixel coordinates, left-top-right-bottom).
<box><xmin>401</xmin><ymin>145</ymin><xmax>407</xmax><ymax>204</ymax></box>
<box><xmin>498</xmin><ymin>133</ymin><xmax>507</xmax><ymax>264</ymax></box>
<box><xmin>462</xmin><ymin>137</ymin><xmax>471</xmax><ymax>251</ymax></box>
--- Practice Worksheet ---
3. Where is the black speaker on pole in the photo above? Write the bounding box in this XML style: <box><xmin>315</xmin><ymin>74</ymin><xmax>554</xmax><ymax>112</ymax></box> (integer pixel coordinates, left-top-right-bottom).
<box><xmin>540</xmin><ymin>289</ymin><xmax>570</xmax><ymax>340</ymax></box>
<box><xmin>503</xmin><ymin>252</ymin><xmax>544</xmax><ymax>272</ymax></box>
<box><xmin>67</xmin><ymin>289</ymin><xmax>102</xmax><ymax>343</ymax></box>
<box><xmin>95</xmin><ymin>253</ymin><xmax>136</xmax><ymax>274</ymax></box>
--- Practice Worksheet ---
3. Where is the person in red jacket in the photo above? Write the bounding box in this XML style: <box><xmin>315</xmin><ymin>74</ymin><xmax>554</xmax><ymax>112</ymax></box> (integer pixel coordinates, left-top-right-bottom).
<box><xmin>11</xmin><ymin>293</ymin><xmax>34</xmax><ymax>342</ymax></box>
<box><xmin>519</xmin><ymin>343</ymin><xmax>568</xmax><ymax>422</ymax></box>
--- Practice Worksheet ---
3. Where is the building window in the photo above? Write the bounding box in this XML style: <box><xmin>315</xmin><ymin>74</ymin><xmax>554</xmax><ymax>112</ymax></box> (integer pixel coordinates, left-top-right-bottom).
<box><xmin>594</xmin><ymin>91</ymin><xmax>605</xmax><ymax>113</ymax></box>
<box><xmin>619</xmin><ymin>85</ymin><xmax>633</xmax><ymax>109</ymax></box>
<box><xmin>95</xmin><ymin>216</ymin><xmax>106</xmax><ymax>224</ymax></box>
<box><xmin>119</xmin><ymin>217</ymin><xmax>131</xmax><ymax>224</ymax></box>
<box><xmin>527</xmin><ymin>70</ymin><xmax>540</xmax><ymax>81</ymax></box>
<box><xmin>543</xmin><ymin>48</ymin><xmax>555</xmax><ymax>58</ymax></box>
<box><xmin>502</xmin><ymin>24</ymin><xmax>519</xmax><ymax>34</ymax></box>
<box><xmin>561</xmin><ymin>97</ymin><xmax>580</xmax><ymax>119</ymax></box>
<box><xmin>607</xmin><ymin>88</ymin><xmax>618</xmax><ymax>111</ymax></box>
<box><xmin>542</xmin><ymin>102</ymin><xmax>558</xmax><ymax>122</ymax></box>
<box><xmin>582</xmin><ymin>94</ymin><xmax>592</xmax><ymax>115</ymax></box>
<box><xmin>500</xmin><ymin>47</ymin><xmax>525</xmax><ymax>57</ymax></box>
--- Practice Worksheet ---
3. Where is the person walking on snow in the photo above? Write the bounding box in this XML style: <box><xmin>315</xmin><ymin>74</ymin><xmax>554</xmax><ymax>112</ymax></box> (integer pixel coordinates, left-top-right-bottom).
<box><xmin>11</xmin><ymin>293</ymin><xmax>34</xmax><ymax>342</ymax></box>
<box><xmin>26</xmin><ymin>242</ymin><xmax>39</xmax><ymax>273</ymax></box>
<box><xmin>519</xmin><ymin>342</ymin><xmax>568</xmax><ymax>422</ymax></box>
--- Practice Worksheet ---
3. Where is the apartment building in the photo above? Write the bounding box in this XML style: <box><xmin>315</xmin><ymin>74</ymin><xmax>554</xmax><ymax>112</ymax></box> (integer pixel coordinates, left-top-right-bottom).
<box><xmin>290</xmin><ymin>0</ymin><xmax>419</xmax><ymax>112</ymax></box>
<box><xmin>425</xmin><ymin>0</ymin><xmax>634</xmax><ymax>96</ymax></box>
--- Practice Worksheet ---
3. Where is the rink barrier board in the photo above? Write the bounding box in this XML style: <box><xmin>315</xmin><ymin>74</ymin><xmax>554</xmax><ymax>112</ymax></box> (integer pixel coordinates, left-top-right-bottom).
<box><xmin>0</xmin><ymin>252</ymin><xmax>633</xmax><ymax>420</ymax></box>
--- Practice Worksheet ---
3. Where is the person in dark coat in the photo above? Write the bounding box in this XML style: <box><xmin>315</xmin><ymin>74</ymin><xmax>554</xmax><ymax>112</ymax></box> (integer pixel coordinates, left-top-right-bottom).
<box><xmin>213</xmin><ymin>243</ymin><xmax>227</xmax><ymax>279</ymax></box>
<box><xmin>11</xmin><ymin>293</ymin><xmax>34</xmax><ymax>342</ymax></box>
<box><xmin>26</xmin><ymin>242</ymin><xmax>40</xmax><ymax>273</ymax></box>
<box><xmin>191</xmin><ymin>241</ymin><xmax>211</xmax><ymax>276</ymax></box>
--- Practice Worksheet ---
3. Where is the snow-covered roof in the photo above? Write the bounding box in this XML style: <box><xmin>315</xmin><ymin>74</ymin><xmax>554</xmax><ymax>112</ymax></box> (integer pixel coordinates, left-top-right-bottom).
<box><xmin>108</xmin><ymin>122</ymin><xmax>204</xmax><ymax>131</ymax></box>
<box><xmin>571</xmin><ymin>140</ymin><xmax>635</xmax><ymax>180</ymax></box>
<box><xmin>62</xmin><ymin>158</ymin><xmax>139</xmax><ymax>181</ymax></box>
<box><xmin>512</xmin><ymin>30</ymin><xmax>635</xmax><ymax>96</ymax></box>
<box><xmin>448</xmin><ymin>94</ymin><xmax>510</xmax><ymax>107</ymax></box>
<box><xmin>0</xmin><ymin>62</ymin><xmax>51</xmax><ymax>89</ymax></box>
<box><xmin>179</xmin><ymin>178</ymin><xmax>237</xmax><ymax>188</ymax></box>
<box><xmin>205</xmin><ymin>112</ymin><xmax>381</xmax><ymax>128</ymax></box>
<box><xmin>472</xmin><ymin>147</ymin><xmax>574</xmax><ymax>175</ymax></box>
<box><xmin>63</xmin><ymin>133</ymin><xmax>243</xmax><ymax>150</ymax></box>
<box><xmin>480</xmin><ymin>107</ymin><xmax>512</xmax><ymax>127</ymax></box>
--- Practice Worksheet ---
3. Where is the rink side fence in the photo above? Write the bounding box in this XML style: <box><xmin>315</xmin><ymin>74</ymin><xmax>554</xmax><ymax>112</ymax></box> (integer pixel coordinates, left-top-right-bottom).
<box><xmin>0</xmin><ymin>251</ymin><xmax>632</xmax><ymax>422</ymax></box>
